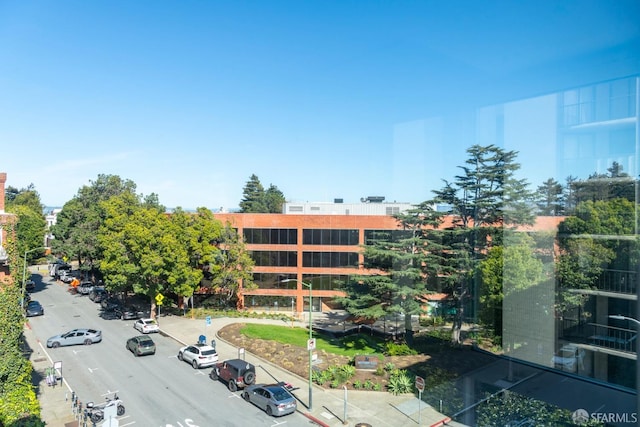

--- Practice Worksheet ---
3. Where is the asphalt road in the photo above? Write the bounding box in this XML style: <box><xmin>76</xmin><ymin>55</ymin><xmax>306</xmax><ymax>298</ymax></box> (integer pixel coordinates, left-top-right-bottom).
<box><xmin>27</xmin><ymin>272</ymin><xmax>310</xmax><ymax>427</ymax></box>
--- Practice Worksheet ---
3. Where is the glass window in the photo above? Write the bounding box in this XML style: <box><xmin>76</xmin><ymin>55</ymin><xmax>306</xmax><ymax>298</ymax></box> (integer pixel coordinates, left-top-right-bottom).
<box><xmin>250</xmin><ymin>251</ymin><xmax>297</xmax><ymax>266</ymax></box>
<box><xmin>244</xmin><ymin>228</ymin><xmax>297</xmax><ymax>244</ymax></box>
<box><xmin>303</xmin><ymin>229</ymin><xmax>359</xmax><ymax>245</ymax></box>
<box><xmin>302</xmin><ymin>252</ymin><xmax>359</xmax><ymax>268</ymax></box>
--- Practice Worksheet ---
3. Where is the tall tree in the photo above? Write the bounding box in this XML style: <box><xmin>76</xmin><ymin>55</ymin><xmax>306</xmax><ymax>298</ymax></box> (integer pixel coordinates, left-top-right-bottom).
<box><xmin>536</xmin><ymin>178</ymin><xmax>564</xmax><ymax>216</ymax></box>
<box><xmin>5</xmin><ymin>186</ymin><xmax>46</xmax><ymax>261</ymax></box>
<box><xmin>264</xmin><ymin>184</ymin><xmax>286</xmax><ymax>213</ymax></box>
<box><xmin>425</xmin><ymin>144</ymin><xmax>535</xmax><ymax>344</ymax></box>
<box><xmin>98</xmin><ymin>194</ymin><xmax>200</xmax><ymax>317</ymax></box>
<box><xmin>50</xmin><ymin>174</ymin><xmax>162</xmax><ymax>278</ymax></box>
<box><xmin>339</xmin><ymin>203</ymin><xmax>433</xmax><ymax>341</ymax></box>
<box><xmin>239</xmin><ymin>174</ymin><xmax>267</xmax><ymax>213</ymax></box>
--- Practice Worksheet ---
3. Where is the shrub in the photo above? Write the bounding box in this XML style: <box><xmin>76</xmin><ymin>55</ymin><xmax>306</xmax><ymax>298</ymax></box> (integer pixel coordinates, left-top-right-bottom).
<box><xmin>384</xmin><ymin>362</ymin><xmax>395</xmax><ymax>372</ymax></box>
<box><xmin>353</xmin><ymin>380</ymin><xmax>362</xmax><ymax>389</ymax></box>
<box><xmin>384</xmin><ymin>341</ymin><xmax>418</xmax><ymax>356</ymax></box>
<box><xmin>387</xmin><ymin>370</ymin><xmax>413</xmax><ymax>395</ymax></box>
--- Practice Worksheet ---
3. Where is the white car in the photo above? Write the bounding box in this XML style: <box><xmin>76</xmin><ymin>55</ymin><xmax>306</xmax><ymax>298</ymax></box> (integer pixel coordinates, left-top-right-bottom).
<box><xmin>552</xmin><ymin>344</ymin><xmax>585</xmax><ymax>372</ymax></box>
<box><xmin>178</xmin><ymin>344</ymin><xmax>219</xmax><ymax>369</ymax></box>
<box><xmin>134</xmin><ymin>318</ymin><xmax>159</xmax><ymax>334</ymax></box>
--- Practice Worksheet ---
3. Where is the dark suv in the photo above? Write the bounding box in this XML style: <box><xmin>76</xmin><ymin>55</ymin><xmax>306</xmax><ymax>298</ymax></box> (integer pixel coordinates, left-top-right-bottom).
<box><xmin>209</xmin><ymin>359</ymin><xmax>256</xmax><ymax>391</ymax></box>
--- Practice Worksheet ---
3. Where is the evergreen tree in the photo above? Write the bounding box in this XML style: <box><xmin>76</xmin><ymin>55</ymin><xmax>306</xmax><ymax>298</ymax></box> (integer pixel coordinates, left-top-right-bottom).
<box><xmin>425</xmin><ymin>145</ymin><xmax>535</xmax><ymax>344</ymax></box>
<box><xmin>536</xmin><ymin>178</ymin><xmax>564</xmax><ymax>216</ymax></box>
<box><xmin>264</xmin><ymin>184</ymin><xmax>286</xmax><ymax>213</ymax></box>
<box><xmin>239</xmin><ymin>174</ymin><xmax>267</xmax><ymax>213</ymax></box>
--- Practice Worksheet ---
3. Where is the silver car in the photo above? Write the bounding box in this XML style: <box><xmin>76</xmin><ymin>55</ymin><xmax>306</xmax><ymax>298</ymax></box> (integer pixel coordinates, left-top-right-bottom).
<box><xmin>177</xmin><ymin>344</ymin><xmax>219</xmax><ymax>369</ymax></box>
<box><xmin>241</xmin><ymin>384</ymin><xmax>297</xmax><ymax>417</ymax></box>
<box><xmin>47</xmin><ymin>328</ymin><xmax>102</xmax><ymax>348</ymax></box>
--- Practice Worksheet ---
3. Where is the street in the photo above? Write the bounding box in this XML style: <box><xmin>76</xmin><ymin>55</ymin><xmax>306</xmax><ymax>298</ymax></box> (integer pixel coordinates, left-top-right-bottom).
<box><xmin>26</xmin><ymin>270</ymin><xmax>310</xmax><ymax>426</ymax></box>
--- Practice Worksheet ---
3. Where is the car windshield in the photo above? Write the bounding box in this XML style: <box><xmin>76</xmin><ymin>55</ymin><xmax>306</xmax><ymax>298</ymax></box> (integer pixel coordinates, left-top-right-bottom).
<box><xmin>202</xmin><ymin>349</ymin><xmax>216</xmax><ymax>356</ymax></box>
<box><xmin>144</xmin><ymin>320</ymin><xmax>157</xmax><ymax>325</ymax></box>
<box><xmin>139</xmin><ymin>339</ymin><xmax>154</xmax><ymax>347</ymax></box>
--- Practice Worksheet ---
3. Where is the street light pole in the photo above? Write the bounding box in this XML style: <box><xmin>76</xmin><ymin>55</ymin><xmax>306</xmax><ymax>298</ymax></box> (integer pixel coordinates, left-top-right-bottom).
<box><xmin>282</xmin><ymin>278</ymin><xmax>313</xmax><ymax>411</ymax></box>
<box><xmin>609</xmin><ymin>314</ymin><xmax>640</xmax><ymax>417</ymax></box>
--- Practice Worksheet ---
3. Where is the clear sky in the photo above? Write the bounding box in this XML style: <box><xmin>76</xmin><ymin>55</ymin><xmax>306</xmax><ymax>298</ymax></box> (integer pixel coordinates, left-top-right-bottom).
<box><xmin>2</xmin><ymin>1</ymin><xmax>639</xmax><ymax>210</ymax></box>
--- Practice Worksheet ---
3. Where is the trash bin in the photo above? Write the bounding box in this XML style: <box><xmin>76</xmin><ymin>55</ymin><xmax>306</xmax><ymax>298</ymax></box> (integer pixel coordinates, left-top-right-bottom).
<box><xmin>198</xmin><ymin>335</ymin><xmax>206</xmax><ymax>344</ymax></box>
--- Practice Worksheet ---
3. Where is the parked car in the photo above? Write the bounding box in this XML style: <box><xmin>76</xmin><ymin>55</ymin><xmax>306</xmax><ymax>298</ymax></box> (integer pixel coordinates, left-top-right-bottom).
<box><xmin>25</xmin><ymin>277</ymin><xmax>36</xmax><ymax>292</ymax></box>
<box><xmin>126</xmin><ymin>335</ymin><xmax>156</xmax><ymax>356</ymax></box>
<box><xmin>47</xmin><ymin>328</ymin><xmax>102</xmax><ymax>348</ymax></box>
<box><xmin>25</xmin><ymin>300</ymin><xmax>44</xmax><ymax>317</ymax></box>
<box><xmin>52</xmin><ymin>263</ymin><xmax>71</xmax><ymax>280</ymax></box>
<box><xmin>101</xmin><ymin>296</ymin><xmax>121</xmax><ymax>310</ymax></box>
<box><xmin>209</xmin><ymin>359</ymin><xmax>256</xmax><ymax>391</ymax></box>
<box><xmin>60</xmin><ymin>269</ymin><xmax>76</xmax><ymax>283</ymax></box>
<box><xmin>177</xmin><ymin>343</ymin><xmax>219</xmax><ymax>369</ymax></box>
<box><xmin>134</xmin><ymin>318</ymin><xmax>159</xmax><ymax>333</ymax></box>
<box><xmin>552</xmin><ymin>344</ymin><xmax>585</xmax><ymax>372</ymax></box>
<box><xmin>241</xmin><ymin>383</ymin><xmax>297</xmax><ymax>417</ymax></box>
<box><xmin>89</xmin><ymin>287</ymin><xmax>107</xmax><ymax>302</ymax></box>
<box><xmin>77</xmin><ymin>282</ymin><xmax>95</xmax><ymax>295</ymax></box>
<box><xmin>115</xmin><ymin>305</ymin><xmax>143</xmax><ymax>320</ymax></box>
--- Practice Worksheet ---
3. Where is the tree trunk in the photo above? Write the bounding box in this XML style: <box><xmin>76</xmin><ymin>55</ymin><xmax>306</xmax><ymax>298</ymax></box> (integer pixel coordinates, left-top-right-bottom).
<box><xmin>451</xmin><ymin>306</ymin><xmax>464</xmax><ymax>346</ymax></box>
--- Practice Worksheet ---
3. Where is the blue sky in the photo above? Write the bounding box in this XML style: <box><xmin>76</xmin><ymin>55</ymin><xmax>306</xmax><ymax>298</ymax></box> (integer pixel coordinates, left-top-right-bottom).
<box><xmin>2</xmin><ymin>1</ymin><xmax>639</xmax><ymax>210</ymax></box>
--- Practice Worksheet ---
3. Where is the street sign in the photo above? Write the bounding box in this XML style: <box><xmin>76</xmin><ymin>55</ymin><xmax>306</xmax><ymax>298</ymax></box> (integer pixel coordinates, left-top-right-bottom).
<box><xmin>205</xmin><ymin>316</ymin><xmax>211</xmax><ymax>326</ymax></box>
<box><xmin>415</xmin><ymin>375</ymin><xmax>425</xmax><ymax>391</ymax></box>
<box><xmin>155</xmin><ymin>293</ymin><xmax>164</xmax><ymax>306</ymax></box>
<box><xmin>307</xmin><ymin>338</ymin><xmax>316</xmax><ymax>350</ymax></box>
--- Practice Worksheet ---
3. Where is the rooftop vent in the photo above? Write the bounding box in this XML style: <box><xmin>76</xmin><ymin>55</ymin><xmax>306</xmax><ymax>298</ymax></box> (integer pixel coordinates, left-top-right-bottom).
<box><xmin>360</xmin><ymin>196</ymin><xmax>385</xmax><ymax>203</ymax></box>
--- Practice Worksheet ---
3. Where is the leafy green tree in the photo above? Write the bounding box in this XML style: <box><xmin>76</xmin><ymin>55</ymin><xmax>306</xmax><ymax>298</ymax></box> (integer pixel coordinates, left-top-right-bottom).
<box><xmin>478</xmin><ymin>232</ymin><xmax>544</xmax><ymax>342</ymax></box>
<box><xmin>5</xmin><ymin>186</ymin><xmax>46</xmax><ymax>261</ymax></box>
<box><xmin>50</xmin><ymin>174</ymin><xmax>162</xmax><ymax>278</ymax></box>
<box><xmin>535</xmin><ymin>177</ymin><xmax>564</xmax><ymax>216</ymax></box>
<box><xmin>99</xmin><ymin>194</ymin><xmax>199</xmax><ymax>316</ymax></box>
<box><xmin>556</xmin><ymin>198</ymin><xmax>636</xmax><ymax>313</ymax></box>
<box><xmin>5</xmin><ymin>205</ymin><xmax>46</xmax><ymax>263</ymax></box>
<box><xmin>206</xmin><ymin>224</ymin><xmax>257</xmax><ymax>307</ymax></box>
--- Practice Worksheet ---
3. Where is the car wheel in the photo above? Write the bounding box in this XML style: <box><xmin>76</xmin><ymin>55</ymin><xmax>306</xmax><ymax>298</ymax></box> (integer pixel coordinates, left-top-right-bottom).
<box><xmin>244</xmin><ymin>371</ymin><xmax>256</xmax><ymax>385</ymax></box>
<box><xmin>192</xmin><ymin>359</ymin><xmax>199</xmax><ymax>369</ymax></box>
<box><xmin>84</xmin><ymin>339</ymin><xmax>92</xmax><ymax>345</ymax></box>
<box><xmin>266</xmin><ymin>406</ymin><xmax>273</xmax><ymax>416</ymax></box>
<box><xmin>51</xmin><ymin>342</ymin><xmax>60</xmax><ymax>348</ymax></box>
<box><xmin>209</xmin><ymin>370</ymin><xmax>218</xmax><ymax>381</ymax></box>
<box><xmin>117</xmin><ymin>404</ymin><xmax>125</xmax><ymax>416</ymax></box>
<box><xmin>242</xmin><ymin>392</ymin><xmax>250</xmax><ymax>402</ymax></box>
<box><xmin>177</xmin><ymin>352</ymin><xmax>183</xmax><ymax>361</ymax></box>
<box><xmin>228</xmin><ymin>380</ymin><xmax>237</xmax><ymax>392</ymax></box>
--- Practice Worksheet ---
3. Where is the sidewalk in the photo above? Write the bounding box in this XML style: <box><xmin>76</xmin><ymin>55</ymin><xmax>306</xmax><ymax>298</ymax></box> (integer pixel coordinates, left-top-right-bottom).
<box><xmin>24</xmin><ymin>322</ymin><xmax>79</xmax><ymax>427</ymax></box>
<box><xmin>158</xmin><ymin>312</ymin><xmax>466</xmax><ymax>427</ymax></box>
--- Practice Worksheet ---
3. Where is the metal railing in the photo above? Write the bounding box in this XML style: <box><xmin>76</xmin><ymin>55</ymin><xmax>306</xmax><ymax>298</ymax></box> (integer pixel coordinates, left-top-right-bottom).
<box><xmin>588</xmin><ymin>323</ymin><xmax>637</xmax><ymax>353</ymax></box>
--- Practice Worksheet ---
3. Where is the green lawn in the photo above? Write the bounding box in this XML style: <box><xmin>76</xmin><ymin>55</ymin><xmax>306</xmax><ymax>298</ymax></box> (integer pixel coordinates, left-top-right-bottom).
<box><xmin>239</xmin><ymin>324</ymin><xmax>384</xmax><ymax>357</ymax></box>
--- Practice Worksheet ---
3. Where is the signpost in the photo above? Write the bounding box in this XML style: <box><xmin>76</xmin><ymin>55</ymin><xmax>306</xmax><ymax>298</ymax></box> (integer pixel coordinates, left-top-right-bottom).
<box><xmin>307</xmin><ymin>338</ymin><xmax>316</xmax><ymax>351</ymax></box>
<box><xmin>415</xmin><ymin>376</ymin><xmax>425</xmax><ymax>424</ymax></box>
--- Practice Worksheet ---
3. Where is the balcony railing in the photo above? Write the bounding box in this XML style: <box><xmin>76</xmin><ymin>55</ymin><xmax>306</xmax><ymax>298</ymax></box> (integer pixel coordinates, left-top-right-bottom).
<box><xmin>588</xmin><ymin>323</ymin><xmax>637</xmax><ymax>353</ymax></box>
<box><xmin>595</xmin><ymin>269</ymin><xmax>636</xmax><ymax>295</ymax></box>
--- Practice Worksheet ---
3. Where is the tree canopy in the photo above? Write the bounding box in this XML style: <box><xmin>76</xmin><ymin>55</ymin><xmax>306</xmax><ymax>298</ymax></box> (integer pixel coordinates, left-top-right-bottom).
<box><xmin>239</xmin><ymin>174</ymin><xmax>285</xmax><ymax>213</ymax></box>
